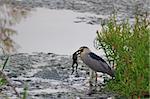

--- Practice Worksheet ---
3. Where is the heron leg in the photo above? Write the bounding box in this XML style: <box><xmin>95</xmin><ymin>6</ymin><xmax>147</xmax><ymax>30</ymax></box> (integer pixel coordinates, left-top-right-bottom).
<box><xmin>87</xmin><ymin>69</ymin><xmax>96</xmax><ymax>95</ymax></box>
<box><xmin>89</xmin><ymin>69</ymin><xmax>94</xmax><ymax>88</ymax></box>
<box><xmin>95</xmin><ymin>72</ymin><xmax>97</xmax><ymax>87</ymax></box>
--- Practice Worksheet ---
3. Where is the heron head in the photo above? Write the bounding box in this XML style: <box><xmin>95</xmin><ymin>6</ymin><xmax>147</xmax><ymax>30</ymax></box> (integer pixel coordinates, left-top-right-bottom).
<box><xmin>76</xmin><ymin>46</ymin><xmax>90</xmax><ymax>55</ymax></box>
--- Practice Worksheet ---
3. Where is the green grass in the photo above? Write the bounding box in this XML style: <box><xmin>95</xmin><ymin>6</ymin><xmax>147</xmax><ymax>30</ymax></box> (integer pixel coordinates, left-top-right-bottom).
<box><xmin>0</xmin><ymin>56</ymin><xmax>9</xmax><ymax>87</ymax></box>
<box><xmin>96</xmin><ymin>13</ymin><xmax>150</xmax><ymax>98</ymax></box>
<box><xmin>22</xmin><ymin>83</ymin><xmax>28</xmax><ymax>99</ymax></box>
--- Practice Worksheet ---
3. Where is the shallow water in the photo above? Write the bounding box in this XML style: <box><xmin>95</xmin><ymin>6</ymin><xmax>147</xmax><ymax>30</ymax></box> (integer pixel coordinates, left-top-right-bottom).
<box><xmin>13</xmin><ymin>7</ymin><xmax>103</xmax><ymax>55</ymax></box>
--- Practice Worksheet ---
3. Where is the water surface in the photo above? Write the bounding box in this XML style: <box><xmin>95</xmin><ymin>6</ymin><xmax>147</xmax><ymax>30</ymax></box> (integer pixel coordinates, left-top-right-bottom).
<box><xmin>13</xmin><ymin>8</ymin><xmax>102</xmax><ymax>55</ymax></box>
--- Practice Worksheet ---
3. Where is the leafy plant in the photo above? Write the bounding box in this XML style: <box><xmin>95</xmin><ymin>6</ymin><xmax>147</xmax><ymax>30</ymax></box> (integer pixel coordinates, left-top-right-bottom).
<box><xmin>0</xmin><ymin>77</ymin><xmax>7</xmax><ymax>86</ymax></box>
<box><xmin>96</xmin><ymin>13</ymin><xmax>150</xmax><ymax>98</ymax></box>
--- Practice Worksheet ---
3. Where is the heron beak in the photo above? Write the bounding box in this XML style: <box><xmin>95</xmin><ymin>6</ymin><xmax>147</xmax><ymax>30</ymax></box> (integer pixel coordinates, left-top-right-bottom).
<box><xmin>75</xmin><ymin>49</ymin><xmax>81</xmax><ymax>55</ymax></box>
<box><xmin>74</xmin><ymin>47</ymin><xmax>84</xmax><ymax>56</ymax></box>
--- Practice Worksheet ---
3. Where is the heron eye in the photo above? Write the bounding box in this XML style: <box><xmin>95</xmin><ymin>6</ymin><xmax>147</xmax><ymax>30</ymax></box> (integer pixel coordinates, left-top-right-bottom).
<box><xmin>80</xmin><ymin>48</ymin><xmax>84</xmax><ymax>52</ymax></box>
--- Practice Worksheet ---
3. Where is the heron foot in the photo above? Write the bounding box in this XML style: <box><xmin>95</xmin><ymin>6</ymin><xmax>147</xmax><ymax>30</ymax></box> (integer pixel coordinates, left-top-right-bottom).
<box><xmin>86</xmin><ymin>88</ymin><xmax>97</xmax><ymax>96</ymax></box>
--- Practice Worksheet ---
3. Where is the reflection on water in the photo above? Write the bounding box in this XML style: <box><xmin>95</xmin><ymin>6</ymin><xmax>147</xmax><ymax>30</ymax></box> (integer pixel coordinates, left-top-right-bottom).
<box><xmin>0</xmin><ymin>0</ymin><xmax>31</xmax><ymax>54</ymax></box>
<box><xmin>14</xmin><ymin>8</ymin><xmax>103</xmax><ymax>55</ymax></box>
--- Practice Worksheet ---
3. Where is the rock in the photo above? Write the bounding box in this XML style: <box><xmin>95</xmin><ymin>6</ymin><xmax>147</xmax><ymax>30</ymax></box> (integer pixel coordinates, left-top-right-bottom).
<box><xmin>34</xmin><ymin>68</ymin><xmax>61</xmax><ymax>80</ymax></box>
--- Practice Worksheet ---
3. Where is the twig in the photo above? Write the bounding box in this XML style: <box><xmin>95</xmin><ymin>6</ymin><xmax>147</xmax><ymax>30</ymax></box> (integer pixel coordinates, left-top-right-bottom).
<box><xmin>1</xmin><ymin>56</ymin><xmax>9</xmax><ymax>71</ymax></box>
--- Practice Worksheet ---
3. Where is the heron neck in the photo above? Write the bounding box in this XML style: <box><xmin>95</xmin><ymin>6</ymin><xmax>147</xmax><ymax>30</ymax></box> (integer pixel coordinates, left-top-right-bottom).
<box><xmin>80</xmin><ymin>52</ymin><xmax>89</xmax><ymax>61</ymax></box>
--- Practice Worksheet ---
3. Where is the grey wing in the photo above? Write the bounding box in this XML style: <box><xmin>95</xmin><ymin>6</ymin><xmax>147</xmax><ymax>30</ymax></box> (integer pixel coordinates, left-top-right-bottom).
<box><xmin>84</xmin><ymin>54</ymin><xmax>114</xmax><ymax>76</ymax></box>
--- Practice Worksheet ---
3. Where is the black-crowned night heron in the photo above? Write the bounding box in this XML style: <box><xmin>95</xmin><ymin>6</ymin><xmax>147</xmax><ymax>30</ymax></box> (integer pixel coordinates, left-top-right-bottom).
<box><xmin>76</xmin><ymin>46</ymin><xmax>115</xmax><ymax>94</ymax></box>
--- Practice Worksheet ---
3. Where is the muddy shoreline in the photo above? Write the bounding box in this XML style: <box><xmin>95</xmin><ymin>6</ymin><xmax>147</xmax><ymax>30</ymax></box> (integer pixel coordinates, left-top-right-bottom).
<box><xmin>0</xmin><ymin>52</ymin><xmax>114</xmax><ymax>99</ymax></box>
